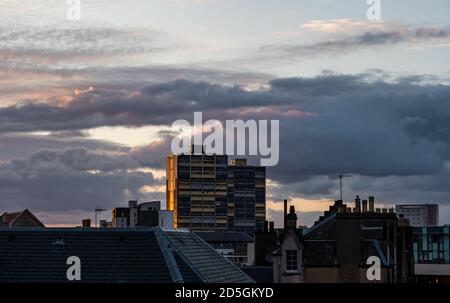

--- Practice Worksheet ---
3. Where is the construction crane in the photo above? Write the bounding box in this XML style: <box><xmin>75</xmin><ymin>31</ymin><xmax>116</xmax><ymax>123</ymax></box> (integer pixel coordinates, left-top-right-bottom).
<box><xmin>339</xmin><ymin>174</ymin><xmax>352</xmax><ymax>202</ymax></box>
<box><xmin>94</xmin><ymin>207</ymin><xmax>107</xmax><ymax>228</ymax></box>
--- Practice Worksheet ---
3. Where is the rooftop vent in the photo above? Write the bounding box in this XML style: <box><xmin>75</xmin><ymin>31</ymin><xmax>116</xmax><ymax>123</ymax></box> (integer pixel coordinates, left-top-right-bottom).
<box><xmin>52</xmin><ymin>238</ymin><xmax>65</xmax><ymax>245</ymax></box>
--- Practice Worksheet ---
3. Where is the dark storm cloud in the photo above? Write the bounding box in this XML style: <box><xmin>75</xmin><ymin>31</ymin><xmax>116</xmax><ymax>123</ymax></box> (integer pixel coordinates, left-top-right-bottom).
<box><xmin>0</xmin><ymin>147</ymin><xmax>162</xmax><ymax>212</ymax></box>
<box><xmin>261</xmin><ymin>26</ymin><xmax>450</xmax><ymax>58</ymax></box>
<box><xmin>0</xmin><ymin>79</ymin><xmax>297</xmax><ymax>132</ymax></box>
<box><xmin>0</xmin><ymin>133</ymin><xmax>124</xmax><ymax>162</ymax></box>
<box><xmin>3</xmin><ymin>72</ymin><xmax>449</xmax><ymax>135</ymax></box>
<box><xmin>130</xmin><ymin>135</ymin><xmax>173</xmax><ymax>169</ymax></box>
<box><xmin>1</xmin><ymin>73</ymin><xmax>450</xmax><ymax>181</ymax></box>
<box><xmin>2</xmin><ymin>71</ymin><xmax>450</xmax><ymax>213</ymax></box>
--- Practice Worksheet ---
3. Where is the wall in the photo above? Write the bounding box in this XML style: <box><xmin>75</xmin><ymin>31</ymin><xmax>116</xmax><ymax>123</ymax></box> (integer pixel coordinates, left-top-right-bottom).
<box><xmin>273</xmin><ymin>231</ymin><xmax>304</xmax><ymax>283</ymax></box>
<box><xmin>304</xmin><ymin>267</ymin><xmax>389</xmax><ymax>283</ymax></box>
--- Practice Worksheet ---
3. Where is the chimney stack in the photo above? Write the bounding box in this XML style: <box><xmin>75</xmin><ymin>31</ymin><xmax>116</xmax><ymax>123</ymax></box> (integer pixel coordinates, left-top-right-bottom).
<box><xmin>284</xmin><ymin>199</ymin><xmax>288</xmax><ymax>230</ymax></box>
<box><xmin>362</xmin><ymin>200</ymin><xmax>368</xmax><ymax>213</ymax></box>
<box><xmin>286</xmin><ymin>206</ymin><xmax>298</xmax><ymax>230</ymax></box>
<box><xmin>82</xmin><ymin>219</ymin><xmax>91</xmax><ymax>228</ymax></box>
<box><xmin>355</xmin><ymin>195</ymin><xmax>361</xmax><ymax>213</ymax></box>
<box><xmin>269</xmin><ymin>221</ymin><xmax>274</xmax><ymax>233</ymax></box>
<box><xmin>369</xmin><ymin>196</ymin><xmax>375</xmax><ymax>212</ymax></box>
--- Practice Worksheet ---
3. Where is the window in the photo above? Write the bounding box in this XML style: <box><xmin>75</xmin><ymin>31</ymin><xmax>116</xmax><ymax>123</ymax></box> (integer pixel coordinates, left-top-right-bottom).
<box><xmin>286</xmin><ymin>250</ymin><xmax>298</xmax><ymax>271</ymax></box>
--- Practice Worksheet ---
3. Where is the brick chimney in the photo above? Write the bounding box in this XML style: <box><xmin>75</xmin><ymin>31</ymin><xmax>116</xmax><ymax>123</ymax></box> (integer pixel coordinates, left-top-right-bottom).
<box><xmin>284</xmin><ymin>199</ymin><xmax>288</xmax><ymax>230</ymax></box>
<box><xmin>286</xmin><ymin>206</ymin><xmax>298</xmax><ymax>230</ymax></box>
<box><xmin>369</xmin><ymin>196</ymin><xmax>375</xmax><ymax>212</ymax></box>
<box><xmin>82</xmin><ymin>219</ymin><xmax>91</xmax><ymax>228</ymax></box>
<box><xmin>355</xmin><ymin>195</ymin><xmax>361</xmax><ymax>213</ymax></box>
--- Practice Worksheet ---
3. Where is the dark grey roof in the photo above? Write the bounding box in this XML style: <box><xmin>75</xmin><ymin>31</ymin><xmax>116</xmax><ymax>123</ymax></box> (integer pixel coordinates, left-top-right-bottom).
<box><xmin>195</xmin><ymin>231</ymin><xmax>254</xmax><ymax>243</ymax></box>
<box><xmin>241</xmin><ymin>266</ymin><xmax>273</xmax><ymax>283</ymax></box>
<box><xmin>361</xmin><ymin>240</ymin><xmax>390</xmax><ymax>266</ymax></box>
<box><xmin>0</xmin><ymin>227</ymin><xmax>254</xmax><ymax>283</ymax></box>
<box><xmin>304</xmin><ymin>213</ymin><xmax>337</xmax><ymax>240</ymax></box>
<box><xmin>303</xmin><ymin>240</ymin><xmax>337</xmax><ymax>266</ymax></box>
<box><xmin>303</xmin><ymin>239</ymin><xmax>390</xmax><ymax>267</ymax></box>
<box><xmin>0</xmin><ymin>228</ymin><xmax>172</xmax><ymax>283</ymax></box>
<box><xmin>163</xmin><ymin>230</ymin><xmax>254</xmax><ymax>283</ymax></box>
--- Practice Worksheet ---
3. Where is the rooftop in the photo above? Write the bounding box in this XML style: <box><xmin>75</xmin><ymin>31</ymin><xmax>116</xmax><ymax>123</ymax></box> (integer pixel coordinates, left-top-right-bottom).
<box><xmin>195</xmin><ymin>231</ymin><xmax>254</xmax><ymax>243</ymax></box>
<box><xmin>0</xmin><ymin>227</ymin><xmax>254</xmax><ymax>283</ymax></box>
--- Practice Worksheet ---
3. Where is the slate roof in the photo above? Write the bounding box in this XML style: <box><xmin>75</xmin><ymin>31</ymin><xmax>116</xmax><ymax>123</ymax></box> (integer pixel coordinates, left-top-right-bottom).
<box><xmin>301</xmin><ymin>212</ymin><xmax>393</xmax><ymax>267</ymax></box>
<box><xmin>0</xmin><ymin>209</ymin><xmax>45</xmax><ymax>228</ymax></box>
<box><xmin>163</xmin><ymin>230</ymin><xmax>255</xmax><ymax>283</ymax></box>
<box><xmin>361</xmin><ymin>240</ymin><xmax>389</xmax><ymax>266</ymax></box>
<box><xmin>303</xmin><ymin>239</ymin><xmax>390</xmax><ymax>267</ymax></box>
<box><xmin>195</xmin><ymin>231</ymin><xmax>254</xmax><ymax>243</ymax></box>
<box><xmin>303</xmin><ymin>240</ymin><xmax>338</xmax><ymax>266</ymax></box>
<box><xmin>0</xmin><ymin>227</ymin><xmax>254</xmax><ymax>283</ymax></box>
<box><xmin>241</xmin><ymin>266</ymin><xmax>273</xmax><ymax>283</ymax></box>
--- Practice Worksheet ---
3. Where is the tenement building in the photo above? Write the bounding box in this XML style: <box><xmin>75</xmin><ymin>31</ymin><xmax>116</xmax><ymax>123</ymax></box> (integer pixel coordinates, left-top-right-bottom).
<box><xmin>166</xmin><ymin>148</ymin><xmax>266</xmax><ymax>233</ymax></box>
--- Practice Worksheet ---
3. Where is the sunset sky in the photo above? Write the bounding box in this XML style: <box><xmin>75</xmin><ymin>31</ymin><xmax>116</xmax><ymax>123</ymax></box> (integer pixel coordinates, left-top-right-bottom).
<box><xmin>1</xmin><ymin>0</ymin><xmax>450</xmax><ymax>227</ymax></box>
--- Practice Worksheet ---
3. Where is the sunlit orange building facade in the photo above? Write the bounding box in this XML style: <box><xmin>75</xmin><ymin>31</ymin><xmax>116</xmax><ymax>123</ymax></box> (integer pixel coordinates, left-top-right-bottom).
<box><xmin>166</xmin><ymin>152</ymin><xmax>266</xmax><ymax>233</ymax></box>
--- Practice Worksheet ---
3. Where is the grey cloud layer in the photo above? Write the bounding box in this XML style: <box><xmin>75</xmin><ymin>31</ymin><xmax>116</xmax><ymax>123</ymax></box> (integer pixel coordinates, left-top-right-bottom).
<box><xmin>0</xmin><ymin>25</ymin><xmax>169</xmax><ymax>63</ymax></box>
<box><xmin>261</xmin><ymin>26</ymin><xmax>450</xmax><ymax>58</ymax></box>
<box><xmin>0</xmin><ymin>146</ymin><xmax>162</xmax><ymax>212</ymax></box>
<box><xmin>0</xmin><ymin>79</ymin><xmax>297</xmax><ymax>132</ymax></box>
<box><xmin>1</xmin><ymin>72</ymin><xmax>450</xmax><ymax>216</ymax></box>
<box><xmin>4</xmin><ymin>71</ymin><xmax>449</xmax><ymax>180</ymax></box>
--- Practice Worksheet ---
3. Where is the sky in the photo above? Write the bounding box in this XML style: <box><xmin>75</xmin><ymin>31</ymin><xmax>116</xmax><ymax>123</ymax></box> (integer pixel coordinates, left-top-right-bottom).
<box><xmin>0</xmin><ymin>0</ymin><xmax>450</xmax><ymax>227</ymax></box>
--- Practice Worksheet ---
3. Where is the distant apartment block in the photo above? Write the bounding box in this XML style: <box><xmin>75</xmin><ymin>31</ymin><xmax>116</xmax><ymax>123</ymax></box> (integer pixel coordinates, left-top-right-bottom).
<box><xmin>166</xmin><ymin>149</ymin><xmax>266</xmax><ymax>233</ymax></box>
<box><xmin>112</xmin><ymin>200</ymin><xmax>174</xmax><ymax>228</ymax></box>
<box><xmin>413</xmin><ymin>226</ymin><xmax>450</xmax><ymax>283</ymax></box>
<box><xmin>228</xmin><ymin>159</ymin><xmax>266</xmax><ymax>233</ymax></box>
<box><xmin>396</xmin><ymin>204</ymin><xmax>439</xmax><ymax>227</ymax></box>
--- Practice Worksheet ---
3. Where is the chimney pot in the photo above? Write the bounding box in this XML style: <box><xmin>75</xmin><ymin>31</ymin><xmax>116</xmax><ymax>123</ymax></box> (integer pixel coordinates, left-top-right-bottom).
<box><xmin>355</xmin><ymin>195</ymin><xmax>361</xmax><ymax>213</ymax></box>
<box><xmin>369</xmin><ymin>196</ymin><xmax>375</xmax><ymax>212</ymax></box>
<box><xmin>284</xmin><ymin>199</ymin><xmax>288</xmax><ymax>229</ymax></box>
<box><xmin>82</xmin><ymin>219</ymin><xmax>91</xmax><ymax>228</ymax></box>
<box><xmin>269</xmin><ymin>221</ymin><xmax>274</xmax><ymax>233</ymax></box>
<box><xmin>286</xmin><ymin>205</ymin><xmax>297</xmax><ymax>230</ymax></box>
<box><xmin>362</xmin><ymin>200</ymin><xmax>368</xmax><ymax>213</ymax></box>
